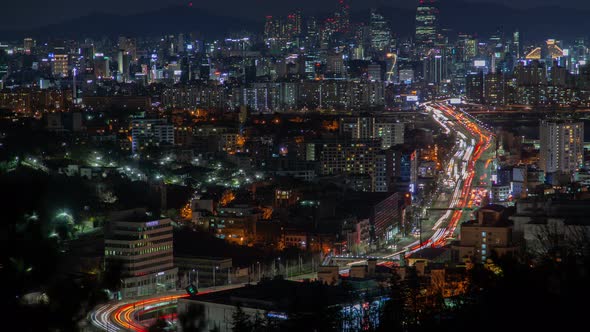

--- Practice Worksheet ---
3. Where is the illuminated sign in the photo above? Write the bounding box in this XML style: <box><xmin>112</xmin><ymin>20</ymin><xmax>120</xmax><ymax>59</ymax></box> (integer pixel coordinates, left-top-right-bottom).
<box><xmin>267</xmin><ymin>312</ymin><xmax>288</xmax><ymax>320</ymax></box>
<box><xmin>449</xmin><ymin>98</ymin><xmax>462</xmax><ymax>105</ymax></box>
<box><xmin>406</xmin><ymin>95</ymin><xmax>418</xmax><ymax>102</ymax></box>
<box><xmin>146</xmin><ymin>220</ymin><xmax>160</xmax><ymax>227</ymax></box>
<box><xmin>474</xmin><ymin>60</ymin><xmax>486</xmax><ymax>67</ymax></box>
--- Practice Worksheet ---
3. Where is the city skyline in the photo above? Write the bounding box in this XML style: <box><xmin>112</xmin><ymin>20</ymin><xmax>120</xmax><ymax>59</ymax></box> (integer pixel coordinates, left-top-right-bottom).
<box><xmin>3</xmin><ymin>0</ymin><xmax>589</xmax><ymax>331</ymax></box>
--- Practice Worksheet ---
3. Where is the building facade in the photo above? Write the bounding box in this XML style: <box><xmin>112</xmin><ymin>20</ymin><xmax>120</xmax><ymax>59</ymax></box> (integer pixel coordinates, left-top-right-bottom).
<box><xmin>104</xmin><ymin>209</ymin><xmax>177</xmax><ymax>299</ymax></box>
<box><xmin>131</xmin><ymin>118</ymin><xmax>175</xmax><ymax>153</ymax></box>
<box><xmin>539</xmin><ymin>120</ymin><xmax>584</xmax><ymax>174</ymax></box>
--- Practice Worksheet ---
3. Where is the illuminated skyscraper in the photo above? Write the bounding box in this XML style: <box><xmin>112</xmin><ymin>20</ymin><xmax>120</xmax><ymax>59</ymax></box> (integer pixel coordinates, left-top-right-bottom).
<box><xmin>52</xmin><ymin>54</ymin><xmax>69</xmax><ymax>78</ymax></box>
<box><xmin>23</xmin><ymin>38</ymin><xmax>35</xmax><ymax>54</ymax></box>
<box><xmin>512</xmin><ymin>30</ymin><xmax>520</xmax><ymax>58</ymax></box>
<box><xmin>370</xmin><ymin>9</ymin><xmax>390</xmax><ymax>52</ymax></box>
<box><xmin>286</xmin><ymin>10</ymin><xmax>303</xmax><ymax>37</ymax></box>
<box><xmin>264</xmin><ymin>16</ymin><xmax>281</xmax><ymax>40</ymax></box>
<box><xmin>118</xmin><ymin>36</ymin><xmax>136</xmax><ymax>62</ymax></box>
<box><xmin>0</xmin><ymin>49</ymin><xmax>8</xmax><ymax>82</ymax></box>
<box><xmin>335</xmin><ymin>0</ymin><xmax>351</xmax><ymax>33</ymax></box>
<box><xmin>80</xmin><ymin>44</ymin><xmax>95</xmax><ymax>74</ymax></box>
<box><xmin>93</xmin><ymin>53</ymin><xmax>110</xmax><ymax>79</ymax></box>
<box><xmin>466</xmin><ymin>72</ymin><xmax>484</xmax><ymax>103</ymax></box>
<box><xmin>415</xmin><ymin>0</ymin><xmax>439</xmax><ymax>55</ymax></box>
<box><xmin>306</xmin><ymin>16</ymin><xmax>319</xmax><ymax>48</ymax></box>
<box><xmin>117</xmin><ymin>50</ymin><xmax>131</xmax><ymax>83</ymax></box>
<box><xmin>423</xmin><ymin>49</ymin><xmax>447</xmax><ymax>83</ymax></box>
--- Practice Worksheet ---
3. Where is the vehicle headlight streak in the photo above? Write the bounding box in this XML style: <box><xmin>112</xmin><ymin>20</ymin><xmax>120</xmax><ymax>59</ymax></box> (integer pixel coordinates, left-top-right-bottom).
<box><xmin>407</xmin><ymin>101</ymin><xmax>494</xmax><ymax>255</ymax></box>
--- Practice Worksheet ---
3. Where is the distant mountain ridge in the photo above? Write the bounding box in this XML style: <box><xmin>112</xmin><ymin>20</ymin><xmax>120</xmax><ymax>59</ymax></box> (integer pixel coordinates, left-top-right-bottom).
<box><xmin>0</xmin><ymin>1</ymin><xmax>587</xmax><ymax>42</ymax></box>
<box><xmin>0</xmin><ymin>6</ymin><xmax>260</xmax><ymax>41</ymax></box>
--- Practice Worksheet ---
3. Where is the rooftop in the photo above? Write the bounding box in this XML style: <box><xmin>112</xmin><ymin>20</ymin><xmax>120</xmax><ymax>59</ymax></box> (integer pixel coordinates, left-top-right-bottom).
<box><xmin>187</xmin><ymin>279</ymin><xmax>350</xmax><ymax>312</ymax></box>
<box><xmin>109</xmin><ymin>208</ymin><xmax>154</xmax><ymax>223</ymax></box>
<box><xmin>407</xmin><ymin>247</ymin><xmax>449</xmax><ymax>260</ymax></box>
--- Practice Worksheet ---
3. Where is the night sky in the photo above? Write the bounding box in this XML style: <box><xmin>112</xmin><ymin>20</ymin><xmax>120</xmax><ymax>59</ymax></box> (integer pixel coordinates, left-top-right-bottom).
<box><xmin>3</xmin><ymin>0</ymin><xmax>589</xmax><ymax>30</ymax></box>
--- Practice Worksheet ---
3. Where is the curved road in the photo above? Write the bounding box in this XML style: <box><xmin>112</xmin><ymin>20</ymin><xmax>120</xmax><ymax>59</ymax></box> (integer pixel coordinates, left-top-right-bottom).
<box><xmin>89</xmin><ymin>284</ymin><xmax>245</xmax><ymax>331</ymax></box>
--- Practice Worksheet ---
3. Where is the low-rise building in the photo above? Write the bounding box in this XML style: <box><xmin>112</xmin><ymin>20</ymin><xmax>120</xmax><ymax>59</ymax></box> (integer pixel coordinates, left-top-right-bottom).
<box><xmin>177</xmin><ymin>279</ymin><xmax>375</xmax><ymax>332</ymax></box>
<box><xmin>453</xmin><ymin>205</ymin><xmax>519</xmax><ymax>263</ymax></box>
<box><xmin>510</xmin><ymin>198</ymin><xmax>590</xmax><ymax>257</ymax></box>
<box><xmin>104</xmin><ymin>209</ymin><xmax>177</xmax><ymax>299</ymax></box>
<box><xmin>174</xmin><ymin>256</ymin><xmax>233</xmax><ymax>288</ymax></box>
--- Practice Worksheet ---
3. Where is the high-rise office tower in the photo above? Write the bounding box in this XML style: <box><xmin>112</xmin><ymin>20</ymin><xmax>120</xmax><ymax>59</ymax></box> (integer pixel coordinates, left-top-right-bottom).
<box><xmin>306</xmin><ymin>16</ymin><xmax>319</xmax><ymax>48</ymax></box>
<box><xmin>579</xmin><ymin>64</ymin><xmax>590</xmax><ymax>90</ymax></box>
<box><xmin>466</xmin><ymin>72</ymin><xmax>484</xmax><ymax>104</ymax></box>
<box><xmin>489</xmin><ymin>28</ymin><xmax>504</xmax><ymax>49</ymax></box>
<box><xmin>370</xmin><ymin>9</ymin><xmax>390</xmax><ymax>52</ymax></box>
<box><xmin>0</xmin><ymin>49</ymin><xmax>8</xmax><ymax>82</ymax></box>
<box><xmin>512</xmin><ymin>30</ymin><xmax>520</xmax><ymax>58</ymax></box>
<box><xmin>93</xmin><ymin>53</ymin><xmax>110</xmax><ymax>79</ymax></box>
<box><xmin>23</xmin><ymin>38</ymin><xmax>35</xmax><ymax>54</ymax></box>
<box><xmin>118</xmin><ymin>36</ymin><xmax>137</xmax><ymax>62</ymax></box>
<box><xmin>415</xmin><ymin>0</ymin><xmax>439</xmax><ymax>55</ymax></box>
<box><xmin>335</xmin><ymin>0</ymin><xmax>351</xmax><ymax>33</ymax></box>
<box><xmin>326</xmin><ymin>53</ymin><xmax>345</xmax><ymax>77</ymax></box>
<box><xmin>286</xmin><ymin>10</ymin><xmax>303</xmax><ymax>36</ymax></box>
<box><xmin>423</xmin><ymin>50</ymin><xmax>446</xmax><ymax>83</ymax></box>
<box><xmin>264</xmin><ymin>15</ymin><xmax>284</xmax><ymax>40</ymax></box>
<box><xmin>539</xmin><ymin>120</ymin><xmax>584</xmax><ymax>174</ymax></box>
<box><xmin>52</xmin><ymin>54</ymin><xmax>70</xmax><ymax>78</ymax></box>
<box><xmin>117</xmin><ymin>50</ymin><xmax>131</xmax><ymax>83</ymax></box>
<box><xmin>79</xmin><ymin>44</ymin><xmax>95</xmax><ymax>74</ymax></box>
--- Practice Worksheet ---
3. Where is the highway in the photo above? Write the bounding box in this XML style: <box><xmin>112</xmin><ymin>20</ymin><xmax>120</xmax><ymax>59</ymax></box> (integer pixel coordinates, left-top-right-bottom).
<box><xmin>89</xmin><ymin>283</ymin><xmax>246</xmax><ymax>332</ymax></box>
<box><xmin>89</xmin><ymin>271</ymin><xmax>321</xmax><ymax>331</ymax></box>
<box><xmin>315</xmin><ymin>101</ymin><xmax>494</xmax><ymax>266</ymax></box>
<box><xmin>404</xmin><ymin>101</ymin><xmax>494</xmax><ymax>255</ymax></box>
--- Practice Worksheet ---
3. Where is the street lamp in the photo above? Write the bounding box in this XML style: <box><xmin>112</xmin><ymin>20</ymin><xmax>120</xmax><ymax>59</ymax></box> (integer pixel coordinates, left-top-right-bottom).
<box><xmin>189</xmin><ymin>268</ymin><xmax>195</xmax><ymax>287</ymax></box>
<box><xmin>257</xmin><ymin>261</ymin><xmax>261</xmax><ymax>282</ymax></box>
<box><xmin>213</xmin><ymin>265</ymin><xmax>219</xmax><ymax>287</ymax></box>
